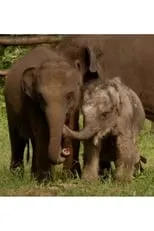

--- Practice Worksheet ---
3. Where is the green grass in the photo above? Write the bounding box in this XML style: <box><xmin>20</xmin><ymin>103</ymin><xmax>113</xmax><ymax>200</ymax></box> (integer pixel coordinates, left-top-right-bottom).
<box><xmin>0</xmin><ymin>87</ymin><xmax>154</xmax><ymax>196</ymax></box>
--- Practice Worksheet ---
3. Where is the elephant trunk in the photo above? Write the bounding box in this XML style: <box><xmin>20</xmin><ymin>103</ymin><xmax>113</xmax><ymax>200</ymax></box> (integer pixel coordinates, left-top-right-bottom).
<box><xmin>64</xmin><ymin>122</ymin><xmax>99</xmax><ymax>140</ymax></box>
<box><xmin>46</xmin><ymin>104</ymin><xmax>69</xmax><ymax>164</ymax></box>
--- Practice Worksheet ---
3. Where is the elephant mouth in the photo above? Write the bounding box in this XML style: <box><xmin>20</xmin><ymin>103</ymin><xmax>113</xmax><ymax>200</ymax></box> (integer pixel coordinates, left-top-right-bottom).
<box><xmin>57</xmin><ymin>114</ymin><xmax>73</xmax><ymax>161</ymax></box>
<box><xmin>61</xmin><ymin>147</ymin><xmax>72</xmax><ymax>156</ymax></box>
<box><xmin>61</xmin><ymin>134</ymin><xmax>73</xmax><ymax>158</ymax></box>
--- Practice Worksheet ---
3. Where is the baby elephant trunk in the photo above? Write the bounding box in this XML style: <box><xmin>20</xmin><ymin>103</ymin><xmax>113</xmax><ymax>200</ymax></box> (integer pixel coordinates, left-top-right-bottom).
<box><xmin>63</xmin><ymin>123</ymin><xmax>99</xmax><ymax>140</ymax></box>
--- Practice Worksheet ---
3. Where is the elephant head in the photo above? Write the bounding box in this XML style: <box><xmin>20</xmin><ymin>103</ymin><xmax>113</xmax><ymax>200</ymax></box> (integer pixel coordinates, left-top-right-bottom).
<box><xmin>21</xmin><ymin>49</ymin><xmax>99</xmax><ymax>164</ymax></box>
<box><xmin>63</xmin><ymin>78</ymin><xmax>122</xmax><ymax>142</ymax></box>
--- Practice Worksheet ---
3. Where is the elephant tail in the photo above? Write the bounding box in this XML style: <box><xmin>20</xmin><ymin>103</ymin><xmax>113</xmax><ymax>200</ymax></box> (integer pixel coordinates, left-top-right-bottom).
<box><xmin>26</xmin><ymin>140</ymin><xmax>30</xmax><ymax>163</ymax></box>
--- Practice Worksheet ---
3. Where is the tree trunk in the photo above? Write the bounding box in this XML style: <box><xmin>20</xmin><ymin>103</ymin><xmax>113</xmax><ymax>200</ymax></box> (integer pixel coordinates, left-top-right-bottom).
<box><xmin>0</xmin><ymin>35</ymin><xmax>63</xmax><ymax>45</ymax></box>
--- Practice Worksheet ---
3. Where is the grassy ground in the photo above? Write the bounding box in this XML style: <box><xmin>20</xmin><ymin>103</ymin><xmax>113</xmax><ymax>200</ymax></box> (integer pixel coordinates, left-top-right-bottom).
<box><xmin>0</xmin><ymin>87</ymin><xmax>154</xmax><ymax>196</ymax></box>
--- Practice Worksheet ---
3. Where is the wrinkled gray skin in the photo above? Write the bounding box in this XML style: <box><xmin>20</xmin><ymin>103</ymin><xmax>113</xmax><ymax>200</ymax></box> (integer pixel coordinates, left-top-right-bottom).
<box><xmin>63</xmin><ymin>77</ymin><xmax>145</xmax><ymax>182</ymax></box>
<box><xmin>4</xmin><ymin>46</ymin><xmax>98</xmax><ymax>182</ymax></box>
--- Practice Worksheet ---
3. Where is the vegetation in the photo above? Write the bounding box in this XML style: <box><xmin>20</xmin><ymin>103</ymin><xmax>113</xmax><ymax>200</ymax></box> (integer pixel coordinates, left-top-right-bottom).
<box><xmin>0</xmin><ymin>45</ymin><xmax>154</xmax><ymax>196</ymax></box>
<box><xmin>0</xmin><ymin>45</ymin><xmax>30</xmax><ymax>69</ymax></box>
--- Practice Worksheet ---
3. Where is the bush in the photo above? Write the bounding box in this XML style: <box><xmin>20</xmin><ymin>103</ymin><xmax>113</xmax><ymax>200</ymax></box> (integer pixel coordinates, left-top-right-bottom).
<box><xmin>0</xmin><ymin>46</ymin><xmax>31</xmax><ymax>90</ymax></box>
<box><xmin>0</xmin><ymin>46</ymin><xmax>30</xmax><ymax>69</ymax></box>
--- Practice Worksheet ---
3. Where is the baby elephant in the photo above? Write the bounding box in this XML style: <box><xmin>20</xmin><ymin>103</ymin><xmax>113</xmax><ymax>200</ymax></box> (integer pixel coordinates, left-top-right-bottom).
<box><xmin>63</xmin><ymin>77</ymin><xmax>146</xmax><ymax>182</ymax></box>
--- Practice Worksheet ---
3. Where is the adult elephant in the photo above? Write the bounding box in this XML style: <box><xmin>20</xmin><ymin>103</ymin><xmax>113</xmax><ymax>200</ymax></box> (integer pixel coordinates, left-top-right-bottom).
<box><xmin>56</xmin><ymin>35</ymin><xmax>154</xmax><ymax>121</ymax></box>
<box><xmin>55</xmin><ymin>35</ymin><xmax>154</xmax><ymax>178</ymax></box>
<box><xmin>4</xmin><ymin>45</ymin><xmax>98</xmax><ymax>182</ymax></box>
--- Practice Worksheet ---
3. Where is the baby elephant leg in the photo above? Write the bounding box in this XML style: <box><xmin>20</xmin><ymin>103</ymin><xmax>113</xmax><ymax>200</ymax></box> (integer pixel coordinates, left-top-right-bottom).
<box><xmin>115</xmin><ymin>134</ymin><xmax>140</xmax><ymax>182</ymax></box>
<box><xmin>82</xmin><ymin>139</ymin><xmax>101</xmax><ymax>181</ymax></box>
<box><xmin>99</xmin><ymin>135</ymin><xmax>117</xmax><ymax>178</ymax></box>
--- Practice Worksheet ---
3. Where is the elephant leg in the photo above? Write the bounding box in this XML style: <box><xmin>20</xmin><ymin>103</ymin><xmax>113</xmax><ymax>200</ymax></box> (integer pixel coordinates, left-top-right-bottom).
<box><xmin>30</xmin><ymin>117</ymin><xmax>52</xmax><ymax>183</ymax></box>
<box><xmin>115</xmin><ymin>134</ymin><xmax>139</xmax><ymax>182</ymax></box>
<box><xmin>99</xmin><ymin>135</ymin><xmax>117</xmax><ymax>178</ymax></box>
<box><xmin>63</xmin><ymin>110</ymin><xmax>81</xmax><ymax>178</ymax></box>
<box><xmin>33</xmin><ymin>137</ymin><xmax>52</xmax><ymax>183</ymax></box>
<box><xmin>70</xmin><ymin>110</ymin><xmax>81</xmax><ymax>177</ymax></box>
<box><xmin>99</xmin><ymin>137</ymin><xmax>112</xmax><ymax>177</ymax></box>
<box><xmin>99</xmin><ymin>160</ymin><xmax>111</xmax><ymax>178</ymax></box>
<box><xmin>71</xmin><ymin>138</ymin><xmax>81</xmax><ymax>177</ymax></box>
<box><xmin>82</xmin><ymin>139</ymin><xmax>101</xmax><ymax>181</ymax></box>
<box><xmin>30</xmin><ymin>136</ymin><xmax>38</xmax><ymax>179</ymax></box>
<box><xmin>5</xmin><ymin>105</ymin><xmax>26</xmax><ymax>177</ymax></box>
<box><xmin>9</xmin><ymin>125</ymin><xmax>26</xmax><ymax>178</ymax></box>
<box><xmin>99</xmin><ymin>148</ymin><xmax>111</xmax><ymax>178</ymax></box>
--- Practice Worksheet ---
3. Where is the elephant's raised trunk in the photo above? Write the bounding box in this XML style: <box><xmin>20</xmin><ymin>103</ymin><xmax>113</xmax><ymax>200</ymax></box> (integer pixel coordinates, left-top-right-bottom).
<box><xmin>46</xmin><ymin>104</ymin><xmax>69</xmax><ymax>164</ymax></box>
<box><xmin>63</xmin><ymin>123</ymin><xmax>99</xmax><ymax>140</ymax></box>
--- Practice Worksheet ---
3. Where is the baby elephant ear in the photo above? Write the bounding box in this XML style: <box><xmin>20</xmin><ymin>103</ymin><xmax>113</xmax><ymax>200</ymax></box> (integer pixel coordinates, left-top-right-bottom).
<box><xmin>21</xmin><ymin>66</ymin><xmax>38</xmax><ymax>98</ymax></box>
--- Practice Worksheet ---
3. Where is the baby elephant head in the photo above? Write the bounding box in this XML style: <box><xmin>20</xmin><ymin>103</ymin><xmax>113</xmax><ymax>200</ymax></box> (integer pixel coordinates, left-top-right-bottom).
<box><xmin>62</xmin><ymin>78</ymin><xmax>122</xmax><ymax>141</ymax></box>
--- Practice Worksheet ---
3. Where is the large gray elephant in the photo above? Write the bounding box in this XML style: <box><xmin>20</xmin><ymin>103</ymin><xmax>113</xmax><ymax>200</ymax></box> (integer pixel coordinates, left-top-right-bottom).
<box><xmin>4</xmin><ymin>45</ymin><xmax>98</xmax><ymax>182</ymax></box>
<box><xmin>63</xmin><ymin>77</ymin><xmax>145</xmax><ymax>182</ymax></box>
<box><xmin>56</xmin><ymin>35</ymin><xmax>154</xmax><ymax>121</ymax></box>
<box><xmin>55</xmin><ymin>35</ymin><xmax>154</xmax><ymax>174</ymax></box>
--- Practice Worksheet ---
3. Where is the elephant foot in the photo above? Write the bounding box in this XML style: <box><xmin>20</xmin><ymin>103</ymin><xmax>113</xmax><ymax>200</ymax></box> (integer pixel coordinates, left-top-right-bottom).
<box><xmin>82</xmin><ymin>167</ymin><xmax>99</xmax><ymax>181</ymax></box>
<box><xmin>10</xmin><ymin>163</ymin><xmax>24</xmax><ymax>179</ymax></box>
<box><xmin>31</xmin><ymin>170</ymin><xmax>53</xmax><ymax>184</ymax></box>
<box><xmin>63</xmin><ymin>150</ymin><xmax>81</xmax><ymax>179</ymax></box>
<box><xmin>114</xmin><ymin>166</ymin><xmax>134</xmax><ymax>183</ymax></box>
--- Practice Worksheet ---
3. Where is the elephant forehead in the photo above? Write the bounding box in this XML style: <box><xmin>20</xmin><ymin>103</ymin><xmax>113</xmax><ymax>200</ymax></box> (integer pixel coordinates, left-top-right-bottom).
<box><xmin>39</xmin><ymin>83</ymin><xmax>64</xmax><ymax>95</ymax></box>
<box><xmin>82</xmin><ymin>104</ymin><xmax>97</xmax><ymax>116</ymax></box>
<box><xmin>84</xmin><ymin>87</ymin><xmax>110</xmax><ymax>104</ymax></box>
<box><xmin>40</xmin><ymin>61</ymin><xmax>78</xmax><ymax>79</ymax></box>
<box><xmin>39</xmin><ymin>81</ymin><xmax>78</xmax><ymax>99</ymax></box>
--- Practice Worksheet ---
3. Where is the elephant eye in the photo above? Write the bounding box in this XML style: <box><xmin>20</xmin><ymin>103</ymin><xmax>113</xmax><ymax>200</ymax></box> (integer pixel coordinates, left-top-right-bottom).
<box><xmin>103</xmin><ymin>112</ymin><xmax>108</xmax><ymax>116</ymax></box>
<box><xmin>101</xmin><ymin>111</ymin><xmax>108</xmax><ymax>118</ymax></box>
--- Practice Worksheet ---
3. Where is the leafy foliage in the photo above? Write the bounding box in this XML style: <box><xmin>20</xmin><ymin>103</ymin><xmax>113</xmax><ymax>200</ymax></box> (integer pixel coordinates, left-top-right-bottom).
<box><xmin>0</xmin><ymin>46</ymin><xmax>30</xmax><ymax>69</ymax></box>
<box><xmin>0</xmin><ymin>45</ymin><xmax>31</xmax><ymax>88</ymax></box>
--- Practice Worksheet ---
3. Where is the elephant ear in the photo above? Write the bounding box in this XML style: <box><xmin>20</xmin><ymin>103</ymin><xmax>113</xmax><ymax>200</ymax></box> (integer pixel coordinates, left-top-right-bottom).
<box><xmin>74</xmin><ymin>47</ymin><xmax>103</xmax><ymax>85</ymax></box>
<box><xmin>75</xmin><ymin>47</ymin><xmax>102</xmax><ymax>76</ymax></box>
<box><xmin>21</xmin><ymin>66</ymin><xmax>38</xmax><ymax>98</ymax></box>
<box><xmin>86</xmin><ymin>47</ymin><xmax>104</xmax><ymax>76</ymax></box>
<box><xmin>84</xmin><ymin>47</ymin><xmax>97</xmax><ymax>72</ymax></box>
